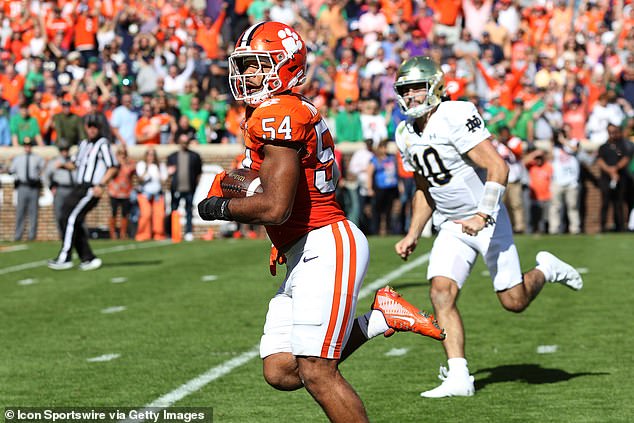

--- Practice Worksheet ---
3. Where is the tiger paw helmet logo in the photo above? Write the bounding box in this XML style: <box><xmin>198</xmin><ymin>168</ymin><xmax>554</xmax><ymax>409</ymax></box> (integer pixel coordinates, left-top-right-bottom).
<box><xmin>277</xmin><ymin>28</ymin><xmax>303</xmax><ymax>56</ymax></box>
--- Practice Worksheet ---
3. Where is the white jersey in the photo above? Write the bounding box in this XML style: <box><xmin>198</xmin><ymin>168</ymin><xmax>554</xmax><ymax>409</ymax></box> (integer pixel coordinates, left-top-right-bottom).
<box><xmin>395</xmin><ymin>101</ymin><xmax>492</xmax><ymax>225</ymax></box>
<box><xmin>552</xmin><ymin>144</ymin><xmax>580</xmax><ymax>187</ymax></box>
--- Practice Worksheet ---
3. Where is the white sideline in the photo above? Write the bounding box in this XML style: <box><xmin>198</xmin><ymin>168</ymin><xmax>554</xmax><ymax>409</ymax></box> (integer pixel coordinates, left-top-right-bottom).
<box><xmin>0</xmin><ymin>240</ymin><xmax>170</xmax><ymax>276</ymax></box>
<box><xmin>124</xmin><ymin>253</ymin><xmax>430</xmax><ymax>420</ymax></box>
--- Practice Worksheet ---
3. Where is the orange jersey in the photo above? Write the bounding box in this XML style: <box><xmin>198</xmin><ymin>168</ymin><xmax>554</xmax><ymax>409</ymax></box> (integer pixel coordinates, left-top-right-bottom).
<box><xmin>445</xmin><ymin>76</ymin><xmax>468</xmax><ymax>100</ymax></box>
<box><xmin>242</xmin><ymin>94</ymin><xmax>345</xmax><ymax>250</ymax></box>
<box><xmin>74</xmin><ymin>15</ymin><xmax>97</xmax><ymax>50</ymax></box>
<box><xmin>45</xmin><ymin>16</ymin><xmax>72</xmax><ymax>39</ymax></box>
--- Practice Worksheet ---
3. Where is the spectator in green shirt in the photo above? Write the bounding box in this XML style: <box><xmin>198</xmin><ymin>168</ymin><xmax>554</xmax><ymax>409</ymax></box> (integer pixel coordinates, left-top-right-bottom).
<box><xmin>508</xmin><ymin>97</ymin><xmax>542</xmax><ymax>147</ymax></box>
<box><xmin>10</xmin><ymin>104</ymin><xmax>43</xmax><ymax>146</ymax></box>
<box><xmin>483</xmin><ymin>94</ymin><xmax>512</xmax><ymax>136</ymax></box>
<box><xmin>247</xmin><ymin>0</ymin><xmax>273</xmax><ymax>23</ymax></box>
<box><xmin>183</xmin><ymin>96</ymin><xmax>210</xmax><ymax>144</ymax></box>
<box><xmin>334</xmin><ymin>98</ymin><xmax>364</xmax><ymax>143</ymax></box>
<box><xmin>53</xmin><ymin>101</ymin><xmax>84</xmax><ymax>146</ymax></box>
<box><xmin>114</xmin><ymin>62</ymin><xmax>136</xmax><ymax>92</ymax></box>
<box><xmin>23</xmin><ymin>56</ymin><xmax>45</xmax><ymax>101</ymax></box>
<box><xmin>178</xmin><ymin>80</ymin><xmax>198</xmax><ymax>114</ymax></box>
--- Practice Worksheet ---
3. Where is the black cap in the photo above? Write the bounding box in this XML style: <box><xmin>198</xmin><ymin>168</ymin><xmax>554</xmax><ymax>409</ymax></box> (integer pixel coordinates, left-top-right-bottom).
<box><xmin>84</xmin><ymin>114</ymin><xmax>101</xmax><ymax>128</ymax></box>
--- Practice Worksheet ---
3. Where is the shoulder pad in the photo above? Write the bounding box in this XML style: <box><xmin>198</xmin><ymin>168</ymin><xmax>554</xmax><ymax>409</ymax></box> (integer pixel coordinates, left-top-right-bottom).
<box><xmin>247</xmin><ymin>95</ymin><xmax>318</xmax><ymax>143</ymax></box>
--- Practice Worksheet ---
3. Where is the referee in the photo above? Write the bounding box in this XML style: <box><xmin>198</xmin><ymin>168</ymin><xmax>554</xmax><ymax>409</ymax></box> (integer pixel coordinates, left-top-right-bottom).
<box><xmin>48</xmin><ymin>115</ymin><xmax>119</xmax><ymax>271</ymax></box>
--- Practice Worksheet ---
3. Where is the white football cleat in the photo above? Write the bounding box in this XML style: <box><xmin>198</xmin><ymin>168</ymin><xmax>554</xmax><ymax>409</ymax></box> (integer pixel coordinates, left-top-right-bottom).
<box><xmin>79</xmin><ymin>257</ymin><xmax>102</xmax><ymax>271</ymax></box>
<box><xmin>421</xmin><ymin>366</ymin><xmax>475</xmax><ymax>398</ymax></box>
<box><xmin>48</xmin><ymin>259</ymin><xmax>73</xmax><ymax>270</ymax></box>
<box><xmin>536</xmin><ymin>251</ymin><xmax>583</xmax><ymax>290</ymax></box>
<box><xmin>184</xmin><ymin>232</ymin><xmax>194</xmax><ymax>242</ymax></box>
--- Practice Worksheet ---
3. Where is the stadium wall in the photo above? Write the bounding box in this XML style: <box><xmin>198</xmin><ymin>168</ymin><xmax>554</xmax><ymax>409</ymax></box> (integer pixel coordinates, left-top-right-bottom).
<box><xmin>0</xmin><ymin>144</ymin><xmax>607</xmax><ymax>240</ymax></box>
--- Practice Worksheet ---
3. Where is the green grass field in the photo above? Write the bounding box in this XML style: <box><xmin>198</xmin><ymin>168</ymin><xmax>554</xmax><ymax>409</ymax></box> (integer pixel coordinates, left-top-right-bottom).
<box><xmin>1</xmin><ymin>235</ymin><xmax>633</xmax><ymax>422</ymax></box>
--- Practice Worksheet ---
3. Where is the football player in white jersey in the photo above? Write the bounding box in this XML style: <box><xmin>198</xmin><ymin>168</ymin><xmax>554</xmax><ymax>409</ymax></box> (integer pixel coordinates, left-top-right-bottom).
<box><xmin>392</xmin><ymin>57</ymin><xmax>584</xmax><ymax>398</ymax></box>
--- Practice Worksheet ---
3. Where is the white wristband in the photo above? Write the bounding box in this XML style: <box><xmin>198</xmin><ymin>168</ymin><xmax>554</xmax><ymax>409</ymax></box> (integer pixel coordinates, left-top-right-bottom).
<box><xmin>477</xmin><ymin>181</ymin><xmax>506</xmax><ymax>216</ymax></box>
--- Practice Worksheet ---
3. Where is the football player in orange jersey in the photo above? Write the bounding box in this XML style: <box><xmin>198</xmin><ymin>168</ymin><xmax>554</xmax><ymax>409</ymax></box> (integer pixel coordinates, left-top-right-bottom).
<box><xmin>198</xmin><ymin>22</ymin><xmax>444</xmax><ymax>422</ymax></box>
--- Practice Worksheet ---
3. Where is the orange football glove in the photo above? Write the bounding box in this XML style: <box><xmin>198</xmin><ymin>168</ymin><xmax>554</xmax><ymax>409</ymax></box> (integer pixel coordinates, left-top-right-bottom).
<box><xmin>269</xmin><ymin>245</ymin><xmax>287</xmax><ymax>276</ymax></box>
<box><xmin>206</xmin><ymin>171</ymin><xmax>226</xmax><ymax>198</ymax></box>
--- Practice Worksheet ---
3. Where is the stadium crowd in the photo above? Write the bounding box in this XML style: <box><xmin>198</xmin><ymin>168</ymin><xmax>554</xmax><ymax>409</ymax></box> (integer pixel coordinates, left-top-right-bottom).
<box><xmin>1</xmin><ymin>0</ymin><xmax>634</xmax><ymax>239</ymax></box>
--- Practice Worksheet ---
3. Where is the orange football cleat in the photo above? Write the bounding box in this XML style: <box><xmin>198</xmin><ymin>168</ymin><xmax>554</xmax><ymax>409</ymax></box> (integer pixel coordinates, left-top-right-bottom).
<box><xmin>372</xmin><ymin>286</ymin><xmax>446</xmax><ymax>341</ymax></box>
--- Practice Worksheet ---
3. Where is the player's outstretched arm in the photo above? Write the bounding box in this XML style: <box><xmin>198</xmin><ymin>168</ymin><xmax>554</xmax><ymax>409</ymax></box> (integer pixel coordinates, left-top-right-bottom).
<box><xmin>395</xmin><ymin>173</ymin><xmax>433</xmax><ymax>260</ymax></box>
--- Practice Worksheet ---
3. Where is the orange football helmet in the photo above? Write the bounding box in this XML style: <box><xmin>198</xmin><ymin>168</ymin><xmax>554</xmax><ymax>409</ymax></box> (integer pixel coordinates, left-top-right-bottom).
<box><xmin>229</xmin><ymin>21</ymin><xmax>307</xmax><ymax>106</ymax></box>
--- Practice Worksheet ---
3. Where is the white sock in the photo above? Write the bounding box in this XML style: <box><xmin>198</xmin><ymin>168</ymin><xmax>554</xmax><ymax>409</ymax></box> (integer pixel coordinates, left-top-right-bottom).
<box><xmin>447</xmin><ymin>357</ymin><xmax>470</xmax><ymax>377</ymax></box>
<box><xmin>357</xmin><ymin>310</ymin><xmax>389</xmax><ymax>339</ymax></box>
<box><xmin>536</xmin><ymin>263</ymin><xmax>553</xmax><ymax>282</ymax></box>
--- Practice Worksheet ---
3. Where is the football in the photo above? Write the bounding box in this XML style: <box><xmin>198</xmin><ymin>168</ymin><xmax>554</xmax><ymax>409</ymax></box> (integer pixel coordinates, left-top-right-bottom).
<box><xmin>220</xmin><ymin>168</ymin><xmax>263</xmax><ymax>198</ymax></box>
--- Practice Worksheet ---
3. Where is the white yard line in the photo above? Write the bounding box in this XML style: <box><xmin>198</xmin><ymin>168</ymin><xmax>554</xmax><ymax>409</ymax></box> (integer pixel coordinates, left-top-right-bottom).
<box><xmin>0</xmin><ymin>241</ymin><xmax>170</xmax><ymax>276</ymax></box>
<box><xmin>0</xmin><ymin>245</ymin><xmax>29</xmax><ymax>253</ymax></box>
<box><xmin>101</xmin><ymin>306</ymin><xmax>127</xmax><ymax>314</ymax></box>
<box><xmin>536</xmin><ymin>345</ymin><xmax>558</xmax><ymax>354</ymax></box>
<box><xmin>385</xmin><ymin>347</ymin><xmax>410</xmax><ymax>357</ymax></box>
<box><xmin>125</xmin><ymin>253</ymin><xmax>430</xmax><ymax>419</ymax></box>
<box><xmin>87</xmin><ymin>353</ymin><xmax>121</xmax><ymax>362</ymax></box>
<box><xmin>201</xmin><ymin>275</ymin><xmax>218</xmax><ymax>282</ymax></box>
<box><xmin>111</xmin><ymin>277</ymin><xmax>128</xmax><ymax>284</ymax></box>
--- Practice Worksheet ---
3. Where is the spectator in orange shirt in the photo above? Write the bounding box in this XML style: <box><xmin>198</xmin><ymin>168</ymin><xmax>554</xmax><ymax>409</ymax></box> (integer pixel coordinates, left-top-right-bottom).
<box><xmin>28</xmin><ymin>92</ymin><xmax>53</xmax><ymax>144</ymax></box>
<box><xmin>549</xmin><ymin>0</ymin><xmax>574</xmax><ymax>48</ymax></box>
<box><xmin>195</xmin><ymin>3</ymin><xmax>227</xmax><ymax>60</ymax></box>
<box><xmin>108</xmin><ymin>145</ymin><xmax>136</xmax><ymax>240</ymax></box>
<box><xmin>0</xmin><ymin>64</ymin><xmax>25</xmax><ymax>106</ymax></box>
<box><xmin>576</xmin><ymin>0</ymin><xmax>606</xmax><ymax>35</ymax></box>
<box><xmin>524</xmin><ymin>149</ymin><xmax>553</xmax><ymax>234</ymax></box>
<box><xmin>135</xmin><ymin>104</ymin><xmax>161</xmax><ymax>145</ymax></box>
<box><xmin>45</xmin><ymin>7</ymin><xmax>72</xmax><ymax>50</ymax></box>
<box><xmin>6</xmin><ymin>30</ymin><xmax>26</xmax><ymax>62</ymax></box>
<box><xmin>476</xmin><ymin>60</ymin><xmax>527</xmax><ymax>110</ymax></box>
<box><xmin>73</xmin><ymin>4</ymin><xmax>98</xmax><ymax>65</ymax></box>
<box><xmin>334</xmin><ymin>49</ymin><xmax>360</xmax><ymax>105</ymax></box>
<box><xmin>224</xmin><ymin>101</ymin><xmax>245</xmax><ymax>144</ymax></box>
<box><xmin>316</xmin><ymin>0</ymin><xmax>349</xmax><ymax>49</ymax></box>
<box><xmin>524</xmin><ymin>4</ymin><xmax>551</xmax><ymax>47</ymax></box>
<box><xmin>379</xmin><ymin>0</ymin><xmax>412</xmax><ymax>25</ymax></box>
<box><xmin>151</xmin><ymin>97</ymin><xmax>177</xmax><ymax>145</ymax></box>
<box><xmin>135</xmin><ymin>147</ymin><xmax>167</xmax><ymax>241</ymax></box>
<box><xmin>563</xmin><ymin>98</ymin><xmax>587</xmax><ymax>141</ymax></box>
<box><xmin>443</xmin><ymin>58</ymin><xmax>473</xmax><ymax>101</ymax></box>
<box><xmin>428</xmin><ymin>0</ymin><xmax>462</xmax><ymax>44</ymax></box>
<box><xmin>99</xmin><ymin>0</ymin><xmax>124</xmax><ymax>21</ymax></box>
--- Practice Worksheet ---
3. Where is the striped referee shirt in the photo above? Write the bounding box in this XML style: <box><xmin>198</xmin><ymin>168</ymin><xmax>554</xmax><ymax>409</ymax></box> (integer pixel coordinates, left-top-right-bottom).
<box><xmin>74</xmin><ymin>137</ymin><xmax>118</xmax><ymax>186</ymax></box>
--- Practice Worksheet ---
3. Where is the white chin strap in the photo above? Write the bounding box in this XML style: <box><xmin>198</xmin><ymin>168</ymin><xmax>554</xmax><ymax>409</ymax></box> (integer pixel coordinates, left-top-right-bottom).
<box><xmin>405</xmin><ymin>103</ymin><xmax>434</xmax><ymax>118</ymax></box>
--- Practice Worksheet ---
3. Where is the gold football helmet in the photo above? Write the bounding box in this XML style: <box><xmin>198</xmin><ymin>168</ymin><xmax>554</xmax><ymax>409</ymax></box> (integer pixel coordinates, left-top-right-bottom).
<box><xmin>394</xmin><ymin>56</ymin><xmax>446</xmax><ymax>118</ymax></box>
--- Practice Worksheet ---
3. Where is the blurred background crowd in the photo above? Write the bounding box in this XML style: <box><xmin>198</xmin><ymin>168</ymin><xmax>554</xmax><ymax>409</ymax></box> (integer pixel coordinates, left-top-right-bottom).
<box><xmin>1</xmin><ymin>0</ymin><xmax>634</xmax><ymax>241</ymax></box>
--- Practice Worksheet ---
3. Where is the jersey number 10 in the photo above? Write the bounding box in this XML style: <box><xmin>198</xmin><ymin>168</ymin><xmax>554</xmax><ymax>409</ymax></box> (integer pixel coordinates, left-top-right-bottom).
<box><xmin>413</xmin><ymin>147</ymin><xmax>452</xmax><ymax>187</ymax></box>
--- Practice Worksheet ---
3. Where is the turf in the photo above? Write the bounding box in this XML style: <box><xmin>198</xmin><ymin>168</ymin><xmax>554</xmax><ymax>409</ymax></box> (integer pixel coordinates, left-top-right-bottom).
<box><xmin>1</xmin><ymin>235</ymin><xmax>632</xmax><ymax>422</ymax></box>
